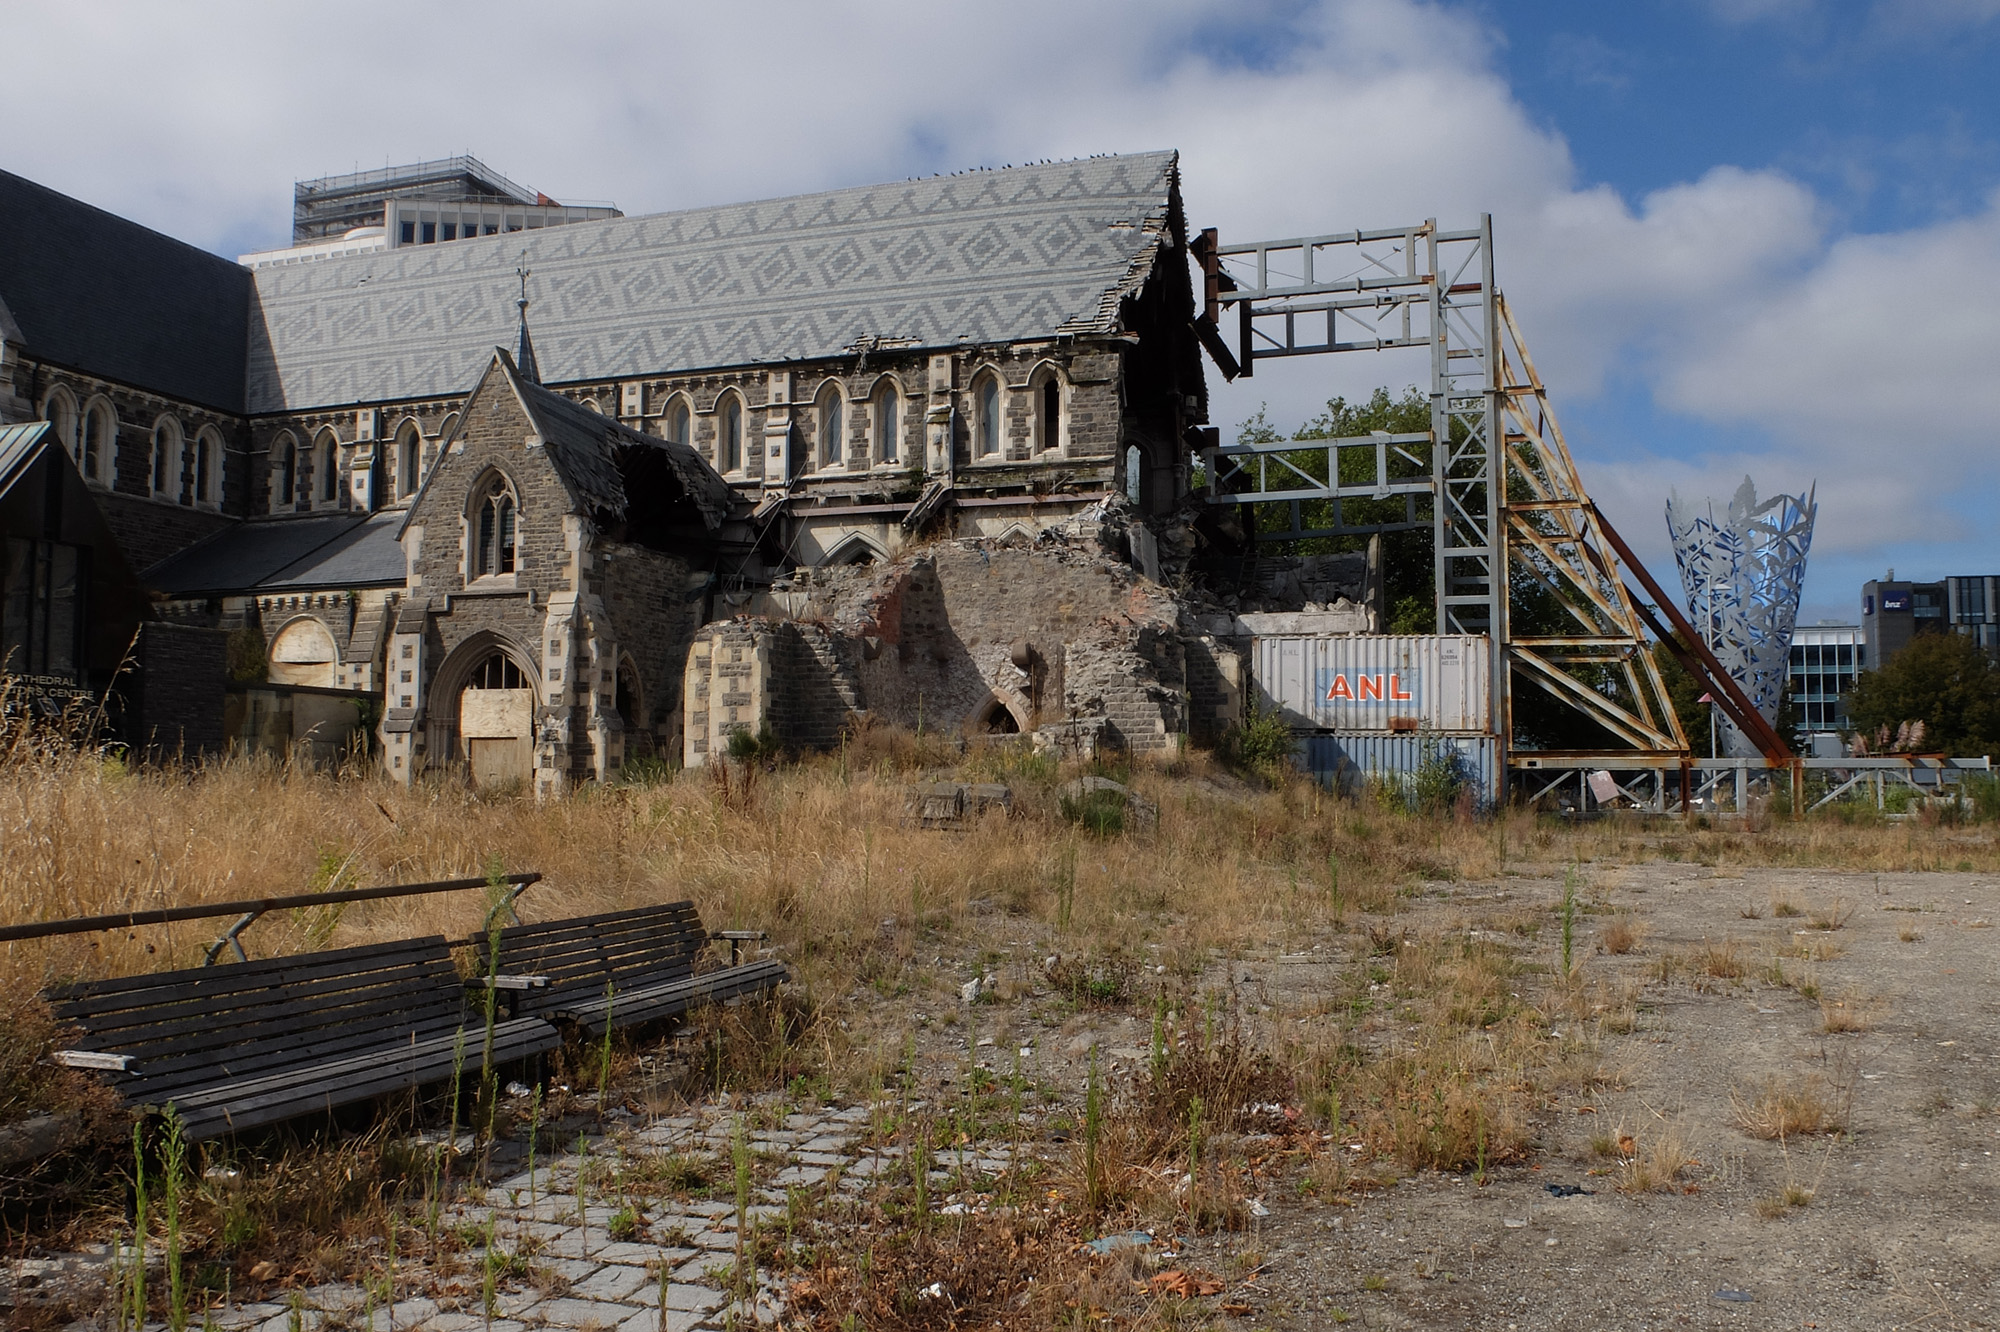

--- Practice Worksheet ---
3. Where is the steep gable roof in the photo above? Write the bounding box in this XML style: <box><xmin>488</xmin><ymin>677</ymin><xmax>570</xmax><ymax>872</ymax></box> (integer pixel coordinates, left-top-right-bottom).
<box><xmin>246</xmin><ymin>152</ymin><xmax>1180</xmax><ymax>413</ymax></box>
<box><xmin>0</xmin><ymin>169</ymin><xmax>252</xmax><ymax>412</ymax></box>
<box><xmin>408</xmin><ymin>349</ymin><xmax>733</xmax><ymax>534</ymax></box>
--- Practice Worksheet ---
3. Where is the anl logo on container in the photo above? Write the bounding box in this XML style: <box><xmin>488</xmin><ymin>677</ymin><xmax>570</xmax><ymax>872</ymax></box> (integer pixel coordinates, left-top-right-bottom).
<box><xmin>1319</xmin><ymin>672</ymin><xmax>1415</xmax><ymax>703</ymax></box>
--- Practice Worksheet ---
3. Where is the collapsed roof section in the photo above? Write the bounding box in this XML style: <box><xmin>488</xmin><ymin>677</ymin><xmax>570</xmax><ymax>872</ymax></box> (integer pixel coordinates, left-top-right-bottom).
<box><xmin>423</xmin><ymin>347</ymin><xmax>735</xmax><ymax>534</ymax></box>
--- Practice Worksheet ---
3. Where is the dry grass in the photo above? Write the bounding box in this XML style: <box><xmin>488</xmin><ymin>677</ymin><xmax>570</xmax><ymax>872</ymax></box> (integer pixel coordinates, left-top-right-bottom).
<box><xmin>1598</xmin><ymin>918</ymin><xmax>1645</xmax><ymax>955</ymax></box>
<box><xmin>1694</xmin><ymin>939</ymin><xmax>1747</xmax><ymax>979</ymax></box>
<box><xmin>1613</xmin><ymin>1118</ymin><xmax>1698</xmax><ymax>1194</ymax></box>
<box><xmin>1899</xmin><ymin>924</ymin><xmax>1924</xmax><ymax>943</ymax></box>
<box><xmin>1808</xmin><ymin>898</ymin><xmax>1855</xmax><ymax>932</ymax></box>
<box><xmin>1818</xmin><ymin>995</ymin><xmax>1877</xmax><ymax>1034</ymax></box>
<box><xmin>1733</xmin><ymin>1073</ymin><xmax>1851</xmax><ymax>1139</ymax></box>
<box><xmin>0</xmin><ymin>739</ymin><xmax>1506</xmax><ymax>999</ymax></box>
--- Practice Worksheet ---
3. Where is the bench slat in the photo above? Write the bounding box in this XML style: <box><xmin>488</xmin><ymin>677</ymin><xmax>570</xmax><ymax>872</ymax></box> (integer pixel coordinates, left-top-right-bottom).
<box><xmin>42</xmin><ymin>933</ymin><xmax>557</xmax><ymax>1141</ymax></box>
<box><xmin>558</xmin><ymin>960</ymin><xmax>790</xmax><ymax>1036</ymax></box>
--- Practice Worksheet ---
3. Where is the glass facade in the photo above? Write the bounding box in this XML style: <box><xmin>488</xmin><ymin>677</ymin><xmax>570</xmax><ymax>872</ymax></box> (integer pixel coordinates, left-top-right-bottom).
<box><xmin>1787</xmin><ymin>625</ymin><xmax>1862</xmax><ymax>734</ymax></box>
<box><xmin>1</xmin><ymin>538</ymin><xmax>88</xmax><ymax>681</ymax></box>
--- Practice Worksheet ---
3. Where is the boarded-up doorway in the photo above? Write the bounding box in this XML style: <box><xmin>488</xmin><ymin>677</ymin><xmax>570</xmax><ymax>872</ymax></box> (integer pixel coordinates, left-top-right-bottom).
<box><xmin>459</xmin><ymin>653</ymin><xmax>533</xmax><ymax>789</ymax></box>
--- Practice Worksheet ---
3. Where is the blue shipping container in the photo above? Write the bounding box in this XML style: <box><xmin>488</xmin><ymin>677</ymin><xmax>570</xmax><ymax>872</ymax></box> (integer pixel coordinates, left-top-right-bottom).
<box><xmin>1300</xmin><ymin>732</ymin><xmax>1501</xmax><ymax>808</ymax></box>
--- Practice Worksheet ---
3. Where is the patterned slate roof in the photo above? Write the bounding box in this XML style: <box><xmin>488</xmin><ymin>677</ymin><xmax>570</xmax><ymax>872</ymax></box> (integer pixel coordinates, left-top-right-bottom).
<box><xmin>246</xmin><ymin>152</ymin><xmax>1179</xmax><ymax>414</ymax></box>
<box><xmin>0</xmin><ymin>169</ymin><xmax>252</xmax><ymax>411</ymax></box>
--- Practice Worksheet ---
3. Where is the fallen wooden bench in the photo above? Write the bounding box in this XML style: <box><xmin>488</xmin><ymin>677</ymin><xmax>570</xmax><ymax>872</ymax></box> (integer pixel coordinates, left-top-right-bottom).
<box><xmin>43</xmin><ymin>936</ymin><xmax>562</xmax><ymax>1142</ymax></box>
<box><xmin>473</xmin><ymin>902</ymin><xmax>788</xmax><ymax>1037</ymax></box>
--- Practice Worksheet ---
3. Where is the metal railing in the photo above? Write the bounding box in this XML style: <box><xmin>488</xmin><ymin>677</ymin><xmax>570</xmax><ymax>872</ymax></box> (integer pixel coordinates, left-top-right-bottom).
<box><xmin>0</xmin><ymin>872</ymin><xmax>540</xmax><ymax>964</ymax></box>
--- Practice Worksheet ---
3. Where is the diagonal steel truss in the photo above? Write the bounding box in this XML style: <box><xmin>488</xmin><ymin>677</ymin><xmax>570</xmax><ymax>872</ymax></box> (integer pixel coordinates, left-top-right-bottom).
<box><xmin>1194</xmin><ymin>217</ymin><xmax>1691</xmax><ymax>775</ymax></box>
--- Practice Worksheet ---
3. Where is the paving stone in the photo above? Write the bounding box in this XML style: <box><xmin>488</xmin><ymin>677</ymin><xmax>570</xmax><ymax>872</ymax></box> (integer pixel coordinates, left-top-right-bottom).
<box><xmin>570</xmin><ymin>1264</ymin><xmax>649</xmax><ymax>1302</ymax></box>
<box><xmin>770</xmin><ymin>1165</ymin><xmax>827</xmax><ymax>1187</ymax></box>
<box><xmin>363</xmin><ymin>1296</ymin><xmax>439</xmax><ymax>1330</ymax></box>
<box><xmin>570</xmin><ymin>1241</ymin><xmax>655</xmax><ymax>1265</ymax></box>
<box><xmin>795</xmin><ymin>1151</ymin><xmax>846</xmax><ymax>1167</ymax></box>
<box><xmin>520</xmin><ymin>1295</ymin><xmax>641</xmax><ymax>1329</ymax></box>
<box><xmin>417</xmin><ymin>1314</ymin><xmax>493</xmax><ymax>1332</ymax></box>
<box><xmin>299</xmin><ymin>1282</ymin><xmax>369</xmax><ymax>1311</ymax></box>
<box><xmin>796</xmin><ymin>1135</ymin><xmax>847</xmax><ymax>1153</ymax></box>
<box><xmin>680</xmin><ymin>1199</ymin><xmax>734</xmax><ymax>1217</ymax></box>
<box><xmin>541</xmin><ymin>1257</ymin><xmax>603</xmax><ymax>1283</ymax></box>
<box><xmin>673</xmin><ymin>1254</ymin><xmax>730</xmax><ymax>1283</ymax></box>
<box><xmin>615</xmin><ymin>1308</ymin><xmax>707</xmax><ymax>1332</ymax></box>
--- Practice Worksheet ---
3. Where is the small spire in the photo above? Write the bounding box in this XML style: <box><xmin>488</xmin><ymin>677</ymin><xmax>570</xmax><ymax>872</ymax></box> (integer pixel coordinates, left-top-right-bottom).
<box><xmin>514</xmin><ymin>260</ymin><xmax>540</xmax><ymax>384</ymax></box>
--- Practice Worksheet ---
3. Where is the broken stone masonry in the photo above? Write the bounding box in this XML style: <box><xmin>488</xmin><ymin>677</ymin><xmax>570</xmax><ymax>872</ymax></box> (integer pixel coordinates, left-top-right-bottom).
<box><xmin>682</xmin><ymin>496</ymin><xmax>1381</xmax><ymax>764</ymax></box>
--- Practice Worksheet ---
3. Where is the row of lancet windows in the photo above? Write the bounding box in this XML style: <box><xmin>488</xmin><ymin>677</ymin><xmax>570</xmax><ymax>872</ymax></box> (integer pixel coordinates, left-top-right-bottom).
<box><xmin>648</xmin><ymin>367</ymin><xmax>1063</xmax><ymax>476</ymax></box>
<box><xmin>39</xmin><ymin>387</ymin><xmax>223</xmax><ymax>506</ymax></box>
<box><xmin>264</xmin><ymin>415</ymin><xmax>457</xmax><ymax>513</ymax></box>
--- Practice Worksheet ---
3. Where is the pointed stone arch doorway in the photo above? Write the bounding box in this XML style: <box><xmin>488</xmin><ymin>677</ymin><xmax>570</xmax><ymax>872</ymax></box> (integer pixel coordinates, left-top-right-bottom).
<box><xmin>431</xmin><ymin>636</ymin><xmax>540</xmax><ymax>790</ymax></box>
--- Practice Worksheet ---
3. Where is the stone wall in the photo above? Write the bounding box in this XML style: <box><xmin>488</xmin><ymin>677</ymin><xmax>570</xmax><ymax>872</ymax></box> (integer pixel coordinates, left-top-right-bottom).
<box><xmin>597</xmin><ymin>540</ymin><xmax>703</xmax><ymax>753</ymax></box>
<box><xmin>128</xmin><ymin>621</ymin><xmax>228</xmax><ymax>758</ymax></box>
<box><xmin>684</xmin><ymin>513</ymin><xmax>1195</xmax><ymax>760</ymax></box>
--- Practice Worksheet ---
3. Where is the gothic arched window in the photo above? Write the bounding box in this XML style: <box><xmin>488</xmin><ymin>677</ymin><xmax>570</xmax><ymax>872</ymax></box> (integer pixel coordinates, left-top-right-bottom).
<box><xmin>150</xmin><ymin>416</ymin><xmax>183</xmax><ymax>499</ymax></box>
<box><xmin>80</xmin><ymin>399</ymin><xmax>116</xmax><ymax>486</ymax></box>
<box><xmin>40</xmin><ymin>388</ymin><xmax>78</xmax><ymax>469</ymax></box>
<box><xmin>816</xmin><ymin>382</ymin><xmax>843</xmax><ymax>468</ymax></box>
<box><xmin>271</xmin><ymin>433</ymin><xmax>297</xmax><ymax>512</ymax></box>
<box><xmin>973</xmin><ymin>371</ymin><xmax>1002</xmax><ymax>458</ymax></box>
<box><xmin>1031</xmin><ymin>366</ymin><xmax>1065</xmax><ymax>454</ymax></box>
<box><xmin>663</xmin><ymin>396</ymin><xmax>692</xmax><ymax>448</ymax></box>
<box><xmin>473</xmin><ymin>474</ymin><xmax>518</xmax><ymax>577</ymax></box>
<box><xmin>717</xmin><ymin>391</ymin><xmax>745</xmax><ymax>473</ymax></box>
<box><xmin>193</xmin><ymin>426</ymin><xmax>224</xmax><ymax>507</ymax></box>
<box><xmin>873</xmin><ymin>380</ymin><xmax>900</xmax><ymax>464</ymax></box>
<box><xmin>314</xmin><ymin>429</ymin><xmax>341</xmax><ymax>504</ymax></box>
<box><xmin>395</xmin><ymin>420</ymin><xmax>422</xmax><ymax>499</ymax></box>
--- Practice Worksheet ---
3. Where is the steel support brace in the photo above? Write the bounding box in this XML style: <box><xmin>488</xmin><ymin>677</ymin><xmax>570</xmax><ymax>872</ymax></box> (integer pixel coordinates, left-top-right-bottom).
<box><xmin>1203</xmin><ymin>218</ymin><xmax>1691</xmax><ymax>802</ymax></box>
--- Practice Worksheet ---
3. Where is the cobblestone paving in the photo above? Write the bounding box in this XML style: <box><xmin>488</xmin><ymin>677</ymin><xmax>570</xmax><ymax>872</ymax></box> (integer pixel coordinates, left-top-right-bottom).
<box><xmin>111</xmin><ymin>1099</ymin><xmax>910</xmax><ymax>1332</ymax></box>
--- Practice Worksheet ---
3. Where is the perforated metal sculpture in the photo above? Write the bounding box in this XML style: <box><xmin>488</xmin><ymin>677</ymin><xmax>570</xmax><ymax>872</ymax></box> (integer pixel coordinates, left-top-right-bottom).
<box><xmin>1666</xmin><ymin>478</ymin><xmax>1816</xmax><ymax>758</ymax></box>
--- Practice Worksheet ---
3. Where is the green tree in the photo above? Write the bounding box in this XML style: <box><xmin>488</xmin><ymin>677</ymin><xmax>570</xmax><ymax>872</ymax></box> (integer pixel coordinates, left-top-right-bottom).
<box><xmin>1847</xmin><ymin>632</ymin><xmax>2000</xmax><ymax>757</ymax></box>
<box><xmin>1651</xmin><ymin>639</ymin><xmax>1711</xmax><ymax>756</ymax></box>
<box><xmin>1237</xmin><ymin>387</ymin><xmax>1436</xmax><ymax>631</ymax></box>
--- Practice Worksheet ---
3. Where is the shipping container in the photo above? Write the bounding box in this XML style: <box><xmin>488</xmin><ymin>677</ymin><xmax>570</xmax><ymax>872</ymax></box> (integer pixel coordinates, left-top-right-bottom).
<box><xmin>1300</xmin><ymin>732</ymin><xmax>1501</xmax><ymax>808</ymax></box>
<box><xmin>1252</xmin><ymin>634</ymin><xmax>1491</xmax><ymax>733</ymax></box>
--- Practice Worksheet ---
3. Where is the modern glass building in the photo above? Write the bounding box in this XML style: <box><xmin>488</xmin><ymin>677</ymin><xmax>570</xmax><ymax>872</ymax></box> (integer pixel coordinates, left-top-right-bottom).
<box><xmin>1947</xmin><ymin>575</ymin><xmax>2000</xmax><ymax>655</ymax></box>
<box><xmin>1788</xmin><ymin>623</ymin><xmax>1862</xmax><ymax>735</ymax></box>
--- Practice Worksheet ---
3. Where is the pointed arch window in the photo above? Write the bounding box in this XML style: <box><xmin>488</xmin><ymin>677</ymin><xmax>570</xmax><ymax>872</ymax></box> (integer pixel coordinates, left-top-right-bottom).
<box><xmin>395</xmin><ymin>421</ymin><xmax>422</xmax><ymax>499</ymax></box>
<box><xmin>80</xmin><ymin>400</ymin><xmax>116</xmax><ymax>486</ymax></box>
<box><xmin>40</xmin><ymin>388</ymin><xmax>78</xmax><ymax>470</ymax></box>
<box><xmin>973</xmin><ymin>372</ymin><xmax>1002</xmax><ymax>458</ymax></box>
<box><xmin>873</xmin><ymin>381</ymin><xmax>900</xmax><ymax>464</ymax></box>
<box><xmin>663</xmin><ymin>397</ymin><xmax>691</xmax><ymax>448</ymax></box>
<box><xmin>193</xmin><ymin>427</ymin><xmax>223</xmax><ymax>507</ymax></box>
<box><xmin>474</xmin><ymin>475</ymin><xmax>518</xmax><ymax>578</ymax></box>
<box><xmin>718</xmin><ymin>392</ymin><xmax>745</xmax><ymax>473</ymax></box>
<box><xmin>1032</xmin><ymin>368</ymin><xmax>1064</xmax><ymax>454</ymax></box>
<box><xmin>315</xmin><ymin>430</ymin><xmax>341</xmax><ymax>504</ymax></box>
<box><xmin>271</xmin><ymin>433</ymin><xmax>298</xmax><ymax>512</ymax></box>
<box><xmin>816</xmin><ymin>383</ymin><xmax>843</xmax><ymax>468</ymax></box>
<box><xmin>150</xmin><ymin>417</ymin><xmax>183</xmax><ymax>499</ymax></box>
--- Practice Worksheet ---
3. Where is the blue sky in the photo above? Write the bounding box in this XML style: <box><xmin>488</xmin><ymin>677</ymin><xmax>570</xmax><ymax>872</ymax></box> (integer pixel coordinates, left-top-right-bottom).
<box><xmin>3</xmin><ymin>0</ymin><xmax>1995</xmax><ymax>622</ymax></box>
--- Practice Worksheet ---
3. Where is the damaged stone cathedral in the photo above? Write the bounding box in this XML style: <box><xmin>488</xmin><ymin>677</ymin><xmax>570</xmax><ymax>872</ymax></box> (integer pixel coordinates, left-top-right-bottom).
<box><xmin>0</xmin><ymin>153</ymin><xmax>1377</xmax><ymax>794</ymax></box>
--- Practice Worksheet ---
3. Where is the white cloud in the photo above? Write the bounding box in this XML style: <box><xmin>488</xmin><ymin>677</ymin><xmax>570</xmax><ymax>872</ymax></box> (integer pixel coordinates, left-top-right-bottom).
<box><xmin>1</xmin><ymin>0</ymin><xmax>1993</xmax><ymax>597</ymax></box>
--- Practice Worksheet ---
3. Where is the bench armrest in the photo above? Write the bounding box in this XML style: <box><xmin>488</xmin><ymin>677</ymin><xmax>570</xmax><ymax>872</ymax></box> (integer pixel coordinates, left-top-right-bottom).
<box><xmin>52</xmin><ymin>1050</ymin><xmax>137</xmax><ymax>1072</ymax></box>
<box><xmin>468</xmin><ymin>975</ymin><xmax>550</xmax><ymax>991</ymax></box>
<box><xmin>709</xmin><ymin>930</ymin><xmax>768</xmax><ymax>965</ymax></box>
